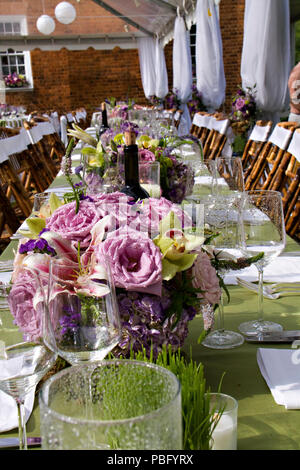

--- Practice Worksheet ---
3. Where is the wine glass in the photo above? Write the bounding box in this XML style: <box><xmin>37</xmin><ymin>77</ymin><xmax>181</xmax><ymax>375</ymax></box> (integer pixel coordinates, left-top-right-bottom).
<box><xmin>185</xmin><ymin>159</ymin><xmax>218</xmax><ymax>203</ymax></box>
<box><xmin>214</xmin><ymin>156</ymin><xmax>245</xmax><ymax>196</ymax></box>
<box><xmin>0</xmin><ymin>272</ymin><xmax>57</xmax><ymax>450</ymax></box>
<box><xmin>43</xmin><ymin>254</ymin><xmax>122</xmax><ymax>365</ymax></box>
<box><xmin>238</xmin><ymin>190</ymin><xmax>286</xmax><ymax>336</ymax></box>
<box><xmin>201</xmin><ymin>193</ymin><xmax>245</xmax><ymax>349</ymax></box>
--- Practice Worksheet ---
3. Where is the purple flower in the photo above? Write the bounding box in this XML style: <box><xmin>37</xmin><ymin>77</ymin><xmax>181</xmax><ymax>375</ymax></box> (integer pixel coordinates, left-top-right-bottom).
<box><xmin>8</xmin><ymin>270</ymin><xmax>45</xmax><ymax>341</ymax></box>
<box><xmin>120</xmin><ymin>121</ymin><xmax>139</xmax><ymax>135</ymax></box>
<box><xmin>95</xmin><ymin>226</ymin><xmax>162</xmax><ymax>296</ymax></box>
<box><xmin>75</xmin><ymin>164</ymin><xmax>83</xmax><ymax>175</ymax></box>
<box><xmin>19</xmin><ymin>237</ymin><xmax>56</xmax><ymax>256</ymax></box>
<box><xmin>46</xmin><ymin>199</ymin><xmax>102</xmax><ymax>247</ymax></box>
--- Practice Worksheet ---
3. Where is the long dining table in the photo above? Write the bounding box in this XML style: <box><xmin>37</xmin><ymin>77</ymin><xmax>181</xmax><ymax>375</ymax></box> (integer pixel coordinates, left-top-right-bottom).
<box><xmin>0</xmin><ymin>144</ymin><xmax>300</xmax><ymax>451</ymax></box>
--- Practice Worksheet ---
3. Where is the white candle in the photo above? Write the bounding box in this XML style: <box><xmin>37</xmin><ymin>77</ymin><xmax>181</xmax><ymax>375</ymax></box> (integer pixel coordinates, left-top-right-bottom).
<box><xmin>141</xmin><ymin>183</ymin><xmax>161</xmax><ymax>198</ymax></box>
<box><xmin>211</xmin><ymin>413</ymin><xmax>237</xmax><ymax>450</ymax></box>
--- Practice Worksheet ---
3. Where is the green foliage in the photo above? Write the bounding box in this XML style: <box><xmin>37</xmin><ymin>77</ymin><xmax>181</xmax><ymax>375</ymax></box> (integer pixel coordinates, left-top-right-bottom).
<box><xmin>114</xmin><ymin>345</ymin><xmax>223</xmax><ymax>450</ymax></box>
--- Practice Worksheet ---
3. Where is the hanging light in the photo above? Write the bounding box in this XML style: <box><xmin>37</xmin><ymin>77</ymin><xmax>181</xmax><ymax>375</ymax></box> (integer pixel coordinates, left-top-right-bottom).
<box><xmin>55</xmin><ymin>2</ymin><xmax>77</xmax><ymax>25</ymax></box>
<box><xmin>36</xmin><ymin>15</ymin><xmax>56</xmax><ymax>35</ymax></box>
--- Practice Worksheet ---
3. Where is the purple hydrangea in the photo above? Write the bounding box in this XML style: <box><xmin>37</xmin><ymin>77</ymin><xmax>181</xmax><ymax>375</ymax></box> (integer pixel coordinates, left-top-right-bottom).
<box><xmin>114</xmin><ymin>281</ymin><xmax>197</xmax><ymax>359</ymax></box>
<box><xmin>19</xmin><ymin>237</ymin><xmax>56</xmax><ymax>256</ymax></box>
<box><xmin>120</xmin><ymin>121</ymin><xmax>139</xmax><ymax>135</ymax></box>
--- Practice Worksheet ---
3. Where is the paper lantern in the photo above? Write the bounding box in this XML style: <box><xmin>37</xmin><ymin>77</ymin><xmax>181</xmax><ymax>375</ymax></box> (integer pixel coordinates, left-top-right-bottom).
<box><xmin>55</xmin><ymin>2</ymin><xmax>77</xmax><ymax>25</ymax></box>
<box><xmin>36</xmin><ymin>15</ymin><xmax>56</xmax><ymax>35</ymax></box>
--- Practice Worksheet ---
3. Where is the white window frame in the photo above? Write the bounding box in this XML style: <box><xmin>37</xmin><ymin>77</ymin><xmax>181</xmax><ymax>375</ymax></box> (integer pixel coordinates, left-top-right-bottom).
<box><xmin>0</xmin><ymin>15</ymin><xmax>33</xmax><ymax>89</ymax></box>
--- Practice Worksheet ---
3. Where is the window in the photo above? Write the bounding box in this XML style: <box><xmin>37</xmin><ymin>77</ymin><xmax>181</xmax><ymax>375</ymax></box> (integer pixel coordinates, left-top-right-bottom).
<box><xmin>1</xmin><ymin>49</ymin><xmax>26</xmax><ymax>76</ymax></box>
<box><xmin>0</xmin><ymin>16</ymin><xmax>33</xmax><ymax>89</ymax></box>
<box><xmin>190</xmin><ymin>23</ymin><xmax>196</xmax><ymax>81</ymax></box>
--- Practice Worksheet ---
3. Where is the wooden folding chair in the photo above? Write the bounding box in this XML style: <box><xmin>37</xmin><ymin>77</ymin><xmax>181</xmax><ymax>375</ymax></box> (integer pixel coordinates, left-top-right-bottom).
<box><xmin>0</xmin><ymin>126</ymin><xmax>48</xmax><ymax>195</ymax></box>
<box><xmin>24</xmin><ymin>121</ymin><xmax>59</xmax><ymax>183</ymax></box>
<box><xmin>0</xmin><ymin>184</ymin><xmax>21</xmax><ymax>248</ymax></box>
<box><xmin>190</xmin><ymin>112</ymin><xmax>213</xmax><ymax>148</ymax></box>
<box><xmin>244</xmin><ymin>122</ymin><xmax>298</xmax><ymax>191</ymax></box>
<box><xmin>0</xmin><ymin>158</ymin><xmax>33</xmax><ymax>219</ymax></box>
<box><xmin>242</xmin><ymin>120</ymin><xmax>273</xmax><ymax>181</ymax></box>
<box><xmin>28</xmin><ymin>116</ymin><xmax>65</xmax><ymax>164</ymax></box>
<box><xmin>282</xmin><ymin>162</ymin><xmax>300</xmax><ymax>243</ymax></box>
<box><xmin>203</xmin><ymin>113</ymin><xmax>230</xmax><ymax>160</ymax></box>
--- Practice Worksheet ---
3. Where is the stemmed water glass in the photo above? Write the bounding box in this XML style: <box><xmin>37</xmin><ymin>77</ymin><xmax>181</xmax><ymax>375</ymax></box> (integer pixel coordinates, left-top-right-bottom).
<box><xmin>43</xmin><ymin>254</ymin><xmax>122</xmax><ymax>365</ymax></box>
<box><xmin>0</xmin><ymin>272</ymin><xmax>57</xmax><ymax>450</ymax></box>
<box><xmin>238</xmin><ymin>190</ymin><xmax>286</xmax><ymax>336</ymax></box>
<box><xmin>201</xmin><ymin>193</ymin><xmax>245</xmax><ymax>349</ymax></box>
<box><xmin>214</xmin><ymin>156</ymin><xmax>245</xmax><ymax>196</ymax></box>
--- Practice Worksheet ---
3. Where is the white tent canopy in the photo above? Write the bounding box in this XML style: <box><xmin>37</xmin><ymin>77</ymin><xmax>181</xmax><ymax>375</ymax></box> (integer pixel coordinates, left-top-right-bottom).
<box><xmin>0</xmin><ymin>0</ymin><xmax>196</xmax><ymax>51</ymax></box>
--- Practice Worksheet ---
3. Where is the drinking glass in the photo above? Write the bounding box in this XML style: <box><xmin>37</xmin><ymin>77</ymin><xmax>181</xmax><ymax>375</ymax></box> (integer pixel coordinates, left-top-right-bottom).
<box><xmin>44</xmin><ymin>255</ymin><xmax>122</xmax><ymax>365</ymax></box>
<box><xmin>238</xmin><ymin>190</ymin><xmax>286</xmax><ymax>336</ymax></box>
<box><xmin>0</xmin><ymin>275</ymin><xmax>57</xmax><ymax>450</ymax></box>
<box><xmin>201</xmin><ymin>194</ymin><xmax>245</xmax><ymax>349</ymax></box>
<box><xmin>33</xmin><ymin>190</ymin><xmax>66</xmax><ymax>217</ymax></box>
<box><xmin>208</xmin><ymin>393</ymin><xmax>238</xmax><ymax>450</ymax></box>
<box><xmin>184</xmin><ymin>159</ymin><xmax>218</xmax><ymax>203</ymax></box>
<box><xmin>139</xmin><ymin>161</ymin><xmax>161</xmax><ymax>198</ymax></box>
<box><xmin>39</xmin><ymin>360</ymin><xmax>182</xmax><ymax>450</ymax></box>
<box><xmin>214</xmin><ymin>156</ymin><xmax>245</xmax><ymax>196</ymax></box>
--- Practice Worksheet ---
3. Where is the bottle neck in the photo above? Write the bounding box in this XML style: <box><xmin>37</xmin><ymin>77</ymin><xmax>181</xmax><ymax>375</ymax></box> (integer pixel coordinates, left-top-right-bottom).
<box><xmin>101</xmin><ymin>109</ymin><xmax>108</xmax><ymax>128</ymax></box>
<box><xmin>124</xmin><ymin>144</ymin><xmax>140</xmax><ymax>186</ymax></box>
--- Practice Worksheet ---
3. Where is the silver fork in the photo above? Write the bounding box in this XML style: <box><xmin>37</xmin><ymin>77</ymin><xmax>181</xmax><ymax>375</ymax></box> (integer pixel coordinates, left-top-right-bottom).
<box><xmin>236</xmin><ymin>277</ymin><xmax>300</xmax><ymax>299</ymax></box>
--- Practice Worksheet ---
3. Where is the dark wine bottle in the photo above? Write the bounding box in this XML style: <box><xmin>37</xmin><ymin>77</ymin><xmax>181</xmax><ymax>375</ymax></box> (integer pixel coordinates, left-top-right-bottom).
<box><xmin>99</xmin><ymin>102</ymin><xmax>109</xmax><ymax>135</ymax></box>
<box><xmin>120</xmin><ymin>131</ymin><xmax>150</xmax><ymax>201</ymax></box>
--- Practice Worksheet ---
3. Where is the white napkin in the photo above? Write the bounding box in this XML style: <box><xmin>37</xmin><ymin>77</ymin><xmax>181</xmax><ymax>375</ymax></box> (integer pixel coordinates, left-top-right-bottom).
<box><xmin>287</xmin><ymin>131</ymin><xmax>300</xmax><ymax>162</ymax></box>
<box><xmin>0</xmin><ymin>277</ymin><xmax>35</xmax><ymax>431</ymax></box>
<box><xmin>268</xmin><ymin>126</ymin><xmax>292</xmax><ymax>150</ymax></box>
<box><xmin>249</xmin><ymin>123</ymin><xmax>271</xmax><ymax>143</ymax></box>
<box><xmin>0</xmin><ymin>271</ymin><xmax>12</xmax><ymax>284</ymax></box>
<box><xmin>257</xmin><ymin>348</ymin><xmax>300</xmax><ymax>409</ymax></box>
<box><xmin>224</xmin><ymin>256</ymin><xmax>300</xmax><ymax>285</ymax></box>
<box><xmin>0</xmin><ymin>390</ymin><xmax>35</xmax><ymax>432</ymax></box>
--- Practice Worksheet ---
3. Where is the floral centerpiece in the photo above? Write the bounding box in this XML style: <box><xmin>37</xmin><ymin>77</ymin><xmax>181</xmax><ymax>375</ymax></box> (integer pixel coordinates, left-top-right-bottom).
<box><xmin>4</xmin><ymin>72</ymin><xmax>28</xmax><ymax>88</ymax></box>
<box><xmin>229</xmin><ymin>85</ymin><xmax>258</xmax><ymax>154</ymax></box>
<box><xmin>187</xmin><ymin>84</ymin><xmax>207</xmax><ymax>119</ymax></box>
<box><xmin>9</xmin><ymin>171</ymin><xmax>223</xmax><ymax>358</ymax></box>
<box><xmin>69</xmin><ymin>122</ymin><xmax>197</xmax><ymax>204</ymax></box>
<box><xmin>163</xmin><ymin>89</ymin><xmax>181</xmax><ymax>110</ymax></box>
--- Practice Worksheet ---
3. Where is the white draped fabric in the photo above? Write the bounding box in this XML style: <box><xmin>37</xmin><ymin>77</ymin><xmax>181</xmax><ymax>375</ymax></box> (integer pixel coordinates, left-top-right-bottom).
<box><xmin>137</xmin><ymin>37</ymin><xmax>156</xmax><ymax>99</ymax></box>
<box><xmin>173</xmin><ymin>15</ymin><xmax>193</xmax><ymax>135</ymax></box>
<box><xmin>155</xmin><ymin>38</ymin><xmax>168</xmax><ymax>99</ymax></box>
<box><xmin>241</xmin><ymin>0</ymin><xmax>291</xmax><ymax>123</ymax></box>
<box><xmin>138</xmin><ymin>37</ymin><xmax>168</xmax><ymax>100</ymax></box>
<box><xmin>195</xmin><ymin>0</ymin><xmax>226</xmax><ymax>112</ymax></box>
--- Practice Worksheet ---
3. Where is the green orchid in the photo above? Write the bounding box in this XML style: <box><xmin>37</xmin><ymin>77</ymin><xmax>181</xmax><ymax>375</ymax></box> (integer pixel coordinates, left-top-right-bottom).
<box><xmin>113</xmin><ymin>133</ymin><xmax>125</xmax><ymax>145</ymax></box>
<box><xmin>19</xmin><ymin>193</ymin><xmax>64</xmax><ymax>239</ymax></box>
<box><xmin>67</xmin><ymin>123</ymin><xmax>98</xmax><ymax>148</ymax></box>
<box><xmin>81</xmin><ymin>141</ymin><xmax>105</xmax><ymax>168</ymax></box>
<box><xmin>154</xmin><ymin>211</ymin><xmax>205</xmax><ymax>281</ymax></box>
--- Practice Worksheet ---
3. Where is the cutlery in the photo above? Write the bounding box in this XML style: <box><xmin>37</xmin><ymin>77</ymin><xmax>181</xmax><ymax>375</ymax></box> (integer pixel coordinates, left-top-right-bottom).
<box><xmin>244</xmin><ymin>330</ymin><xmax>300</xmax><ymax>343</ymax></box>
<box><xmin>236</xmin><ymin>277</ymin><xmax>300</xmax><ymax>299</ymax></box>
<box><xmin>279</xmin><ymin>252</ymin><xmax>300</xmax><ymax>257</ymax></box>
<box><xmin>0</xmin><ymin>437</ymin><xmax>41</xmax><ymax>448</ymax></box>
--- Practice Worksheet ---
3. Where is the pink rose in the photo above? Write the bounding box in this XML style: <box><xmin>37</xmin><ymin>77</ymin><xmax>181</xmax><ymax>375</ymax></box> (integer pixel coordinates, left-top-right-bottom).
<box><xmin>46</xmin><ymin>200</ymin><xmax>101</xmax><ymax>247</ymax></box>
<box><xmin>8</xmin><ymin>270</ymin><xmax>43</xmax><ymax>341</ymax></box>
<box><xmin>192</xmin><ymin>251</ymin><xmax>222</xmax><ymax>305</ymax></box>
<box><xmin>92</xmin><ymin>192</ymin><xmax>138</xmax><ymax>228</ymax></box>
<box><xmin>136</xmin><ymin>197</ymin><xmax>192</xmax><ymax>235</ymax></box>
<box><xmin>94</xmin><ymin>227</ymin><xmax>162</xmax><ymax>296</ymax></box>
<box><xmin>138</xmin><ymin>149</ymin><xmax>156</xmax><ymax>163</ymax></box>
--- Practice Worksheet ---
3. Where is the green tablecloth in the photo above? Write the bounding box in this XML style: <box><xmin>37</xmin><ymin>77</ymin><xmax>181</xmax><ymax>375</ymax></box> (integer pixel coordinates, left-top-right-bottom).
<box><xmin>1</xmin><ymin>159</ymin><xmax>300</xmax><ymax>450</ymax></box>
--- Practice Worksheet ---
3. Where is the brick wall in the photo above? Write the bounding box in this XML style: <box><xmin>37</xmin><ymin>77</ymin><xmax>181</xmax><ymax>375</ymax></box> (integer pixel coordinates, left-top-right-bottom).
<box><xmin>4</xmin><ymin>0</ymin><xmax>245</xmax><ymax>117</ymax></box>
<box><xmin>220</xmin><ymin>0</ymin><xmax>246</xmax><ymax>111</ymax></box>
